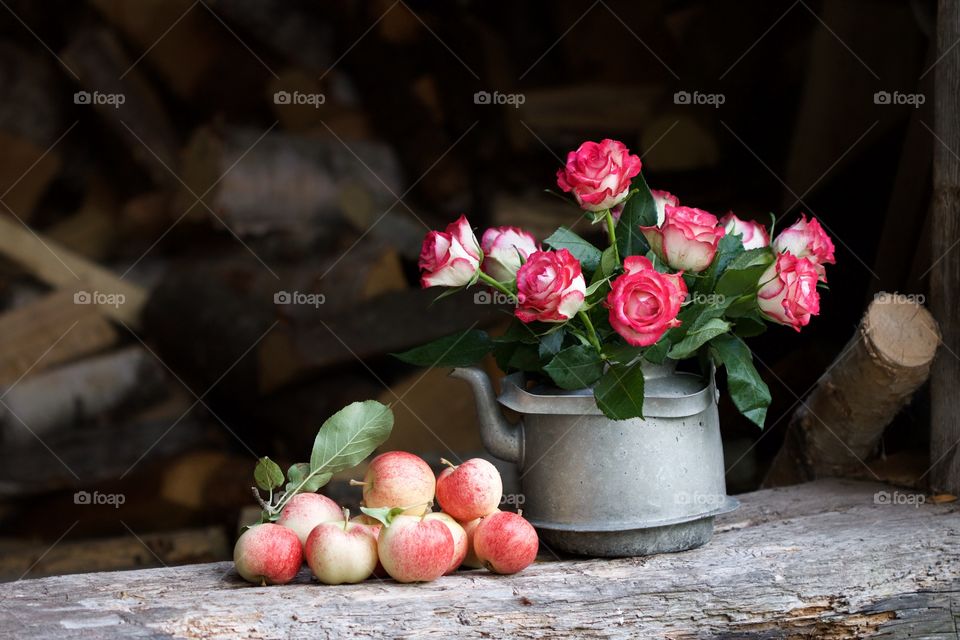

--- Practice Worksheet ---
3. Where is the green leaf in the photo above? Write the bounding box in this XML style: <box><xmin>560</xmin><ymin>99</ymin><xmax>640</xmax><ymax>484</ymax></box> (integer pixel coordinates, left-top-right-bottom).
<box><xmin>393</xmin><ymin>329</ymin><xmax>493</xmax><ymax>368</ymax></box>
<box><xmin>543</xmin><ymin>345</ymin><xmax>604</xmax><ymax>390</ymax></box>
<box><xmin>545</xmin><ymin>227</ymin><xmax>602</xmax><ymax>273</ymax></box>
<box><xmin>538</xmin><ymin>328</ymin><xmax>565</xmax><ymax>360</ymax></box>
<box><xmin>285</xmin><ymin>462</ymin><xmax>329</xmax><ymax>494</ymax></box>
<box><xmin>309</xmin><ymin>401</ymin><xmax>394</xmax><ymax>479</ymax></box>
<box><xmin>715</xmin><ymin>248</ymin><xmax>774</xmax><ymax>298</ymax></box>
<box><xmin>709</xmin><ymin>333</ymin><xmax>771</xmax><ymax>429</ymax></box>
<box><xmin>696</xmin><ymin>234</ymin><xmax>744</xmax><ymax>294</ymax></box>
<box><xmin>595</xmin><ymin>362</ymin><xmax>646</xmax><ymax>420</ymax></box>
<box><xmin>644</xmin><ymin>333</ymin><xmax>673</xmax><ymax>364</ymax></box>
<box><xmin>495</xmin><ymin>320</ymin><xmax>540</xmax><ymax>344</ymax></box>
<box><xmin>668</xmin><ymin>317</ymin><xmax>732</xmax><ymax>360</ymax></box>
<box><xmin>600</xmin><ymin>245</ymin><xmax>620</xmax><ymax>277</ymax></box>
<box><xmin>616</xmin><ymin>173</ymin><xmax>656</xmax><ymax>258</ymax></box>
<box><xmin>603</xmin><ymin>342</ymin><xmax>644</xmax><ymax>365</ymax></box>
<box><xmin>506</xmin><ymin>342</ymin><xmax>542</xmax><ymax>371</ymax></box>
<box><xmin>254</xmin><ymin>456</ymin><xmax>284</xmax><ymax>491</ymax></box>
<box><xmin>360</xmin><ymin>505</ymin><xmax>408</xmax><ymax>527</ymax></box>
<box><xmin>733</xmin><ymin>313</ymin><xmax>767</xmax><ymax>337</ymax></box>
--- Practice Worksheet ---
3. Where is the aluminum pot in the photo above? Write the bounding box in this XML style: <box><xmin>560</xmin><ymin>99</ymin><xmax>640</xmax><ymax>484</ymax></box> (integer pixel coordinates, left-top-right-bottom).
<box><xmin>450</xmin><ymin>362</ymin><xmax>738</xmax><ymax>556</ymax></box>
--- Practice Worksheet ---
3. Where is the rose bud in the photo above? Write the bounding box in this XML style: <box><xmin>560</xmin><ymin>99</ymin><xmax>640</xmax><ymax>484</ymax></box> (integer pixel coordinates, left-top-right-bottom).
<box><xmin>605</xmin><ymin>256</ymin><xmax>687</xmax><ymax>347</ymax></box>
<box><xmin>651</xmin><ymin>189</ymin><xmax>679</xmax><ymax>226</ymax></box>
<box><xmin>556</xmin><ymin>139</ymin><xmax>642</xmax><ymax>212</ymax></box>
<box><xmin>640</xmin><ymin>204</ymin><xmax>726</xmax><ymax>273</ymax></box>
<box><xmin>419</xmin><ymin>215</ymin><xmax>482</xmax><ymax>288</ymax></box>
<box><xmin>720</xmin><ymin>212</ymin><xmax>770</xmax><ymax>250</ymax></box>
<box><xmin>515</xmin><ymin>249</ymin><xmax>586</xmax><ymax>323</ymax></box>
<box><xmin>757</xmin><ymin>252</ymin><xmax>821</xmax><ymax>331</ymax></box>
<box><xmin>480</xmin><ymin>227</ymin><xmax>539</xmax><ymax>282</ymax></box>
<box><xmin>772</xmin><ymin>214</ymin><xmax>835</xmax><ymax>281</ymax></box>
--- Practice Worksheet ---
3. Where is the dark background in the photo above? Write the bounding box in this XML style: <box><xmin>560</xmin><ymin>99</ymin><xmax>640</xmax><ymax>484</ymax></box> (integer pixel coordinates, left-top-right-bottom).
<box><xmin>0</xmin><ymin>0</ymin><xmax>937</xmax><ymax>578</ymax></box>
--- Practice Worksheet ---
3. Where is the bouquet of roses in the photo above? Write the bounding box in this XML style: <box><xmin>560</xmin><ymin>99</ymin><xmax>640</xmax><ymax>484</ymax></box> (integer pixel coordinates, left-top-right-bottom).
<box><xmin>397</xmin><ymin>139</ymin><xmax>835</xmax><ymax>426</ymax></box>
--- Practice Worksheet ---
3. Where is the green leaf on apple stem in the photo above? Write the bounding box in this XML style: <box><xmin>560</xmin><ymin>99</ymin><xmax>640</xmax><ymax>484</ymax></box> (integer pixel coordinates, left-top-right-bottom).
<box><xmin>310</xmin><ymin>400</ymin><xmax>394</xmax><ymax>477</ymax></box>
<box><xmin>543</xmin><ymin>345</ymin><xmax>604</xmax><ymax>390</ymax></box>
<box><xmin>360</xmin><ymin>505</ymin><xmax>408</xmax><ymax>527</ymax></box>
<box><xmin>285</xmin><ymin>462</ymin><xmax>329</xmax><ymax>494</ymax></box>
<box><xmin>253</xmin><ymin>456</ymin><xmax>285</xmax><ymax>491</ymax></box>
<box><xmin>594</xmin><ymin>361</ymin><xmax>646</xmax><ymax>420</ymax></box>
<box><xmin>615</xmin><ymin>172</ymin><xmax>656</xmax><ymax>258</ymax></box>
<box><xmin>709</xmin><ymin>333</ymin><xmax>771</xmax><ymax>429</ymax></box>
<box><xmin>544</xmin><ymin>227</ymin><xmax>602</xmax><ymax>274</ymax></box>
<box><xmin>393</xmin><ymin>329</ymin><xmax>494</xmax><ymax>368</ymax></box>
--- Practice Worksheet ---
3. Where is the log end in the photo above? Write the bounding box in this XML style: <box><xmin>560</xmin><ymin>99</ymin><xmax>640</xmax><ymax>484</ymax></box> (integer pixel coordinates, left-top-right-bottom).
<box><xmin>865</xmin><ymin>293</ymin><xmax>940</xmax><ymax>370</ymax></box>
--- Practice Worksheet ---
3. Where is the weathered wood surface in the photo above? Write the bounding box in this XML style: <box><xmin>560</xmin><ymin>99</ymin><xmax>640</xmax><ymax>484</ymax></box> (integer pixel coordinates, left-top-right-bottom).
<box><xmin>1</xmin><ymin>480</ymin><xmax>958</xmax><ymax>638</ymax></box>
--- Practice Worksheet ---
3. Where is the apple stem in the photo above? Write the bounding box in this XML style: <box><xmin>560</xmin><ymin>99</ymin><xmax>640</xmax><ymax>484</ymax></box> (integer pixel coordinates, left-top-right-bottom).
<box><xmin>517</xmin><ymin>509</ymin><xmax>523</xmax><ymax>517</ymax></box>
<box><xmin>439</xmin><ymin>458</ymin><xmax>457</xmax><ymax>470</ymax></box>
<box><xmin>349</xmin><ymin>479</ymin><xmax>368</xmax><ymax>486</ymax></box>
<box><xmin>342</xmin><ymin>507</ymin><xmax>350</xmax><ymax>530</ymax></box>
<box><xmin>419</xmin><ymin>500</ymin><xmax>435</xmax><ymax>521</ymax></box>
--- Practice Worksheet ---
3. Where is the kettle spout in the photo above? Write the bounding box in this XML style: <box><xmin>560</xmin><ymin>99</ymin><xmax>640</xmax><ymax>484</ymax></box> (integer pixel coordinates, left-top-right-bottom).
<box><xmin>450</xmin><ymin>367</ymin><xmax>523</xmax><ymax>465</ymax></box>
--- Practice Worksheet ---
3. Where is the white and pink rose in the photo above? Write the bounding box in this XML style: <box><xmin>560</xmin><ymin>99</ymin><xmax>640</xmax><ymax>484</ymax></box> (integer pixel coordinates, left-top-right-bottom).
<box><xmin>480</xmin><ymin>227</ymin><xmax>539</xmax><ymax>282</ymax></box>
<box><xmin>772</xmin><ymin>214</ymin><xmax>835</xmax><ymax>281</ymax></box>
<box><xmin>757</xmin><ymin>252</ymin><xmax>821</xmax><ymax>331</ymax></box>
<box><xmin>556</xmin><ymin>139</ymin><xmax>642</xmax><ymax>212</ymax></box>
<box><xmin>419</xmin><ymin>215</ymin><xmax>482</xmax><ymax>288</ymax></box>
<box><xmin>605</xmin><ymin>256</ymin><xmax>687</xmax><ymax>347</ymax></box>
<box><xmin>640</xmin><ymin>204</ymin><xmax>725</xmax><ymax>273</ymax></box>
<box><xmin>720</xmin><ymin>212</ymin><xmax>769</xmax><ymax>250</ymax></box>
<box><xmin>514</xmin><ymin>249</ymin><xmax>586</xmax><ymax>323</ymax></box>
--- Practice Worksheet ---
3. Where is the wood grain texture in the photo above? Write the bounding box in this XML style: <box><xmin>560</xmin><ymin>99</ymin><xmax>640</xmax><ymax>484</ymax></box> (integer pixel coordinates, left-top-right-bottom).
<box><xmin>0</xmin><ymin>480</ymin><xmax>957</xmax><ymax>638</ymax></box>
<box><xmin>931</xmin><ymin>0</ymin><xmax>960</xmax><ymax>495</ymax></box>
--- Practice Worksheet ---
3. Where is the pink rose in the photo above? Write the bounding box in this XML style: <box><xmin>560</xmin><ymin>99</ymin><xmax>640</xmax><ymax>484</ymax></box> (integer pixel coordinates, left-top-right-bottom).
<box><xmin>419</xmin><ymin>215</ymin><xmax>481</xmax><ymax>288</ymax></box>
<box><xmin>757</xmin><ymin>253</ymin><xmax>821</xmax><ymax>331</ymax></box>
<box><xmin>640</xmin><ymin>205</ymin><xmax>725</xmax><ymax>273</ymax></box>
<box><xmin>652</xmin><ymin>189</ymin><xmax>679</xmax><ymax>226</ymax></box>
<box><xmin>720</xmin><ymin>212</ymin><xmax>770</xmax><ymax>250</ymax></box>
<box><xmin>514</xmin><ymin>249</ymin><xmax>586</xmax><ymax>323</ymax></box>
<box><xmin>605</xmin><ymin>256</ymin><xmax>687</xmax><ymax>347</ymax></box>
<box><xmin>772</xmin><ymin>214</ymin><xmax>835</xmax><ymax>281</ymax></box>
<box><xmin>556</xmin><ymin>139</ymin><xmax>642</xmax><ymax>212</ymax></box>
<box><xmin>480</xmin><ymin>226</ymin><xmax>539</xmax><ymax>282</ymax></box>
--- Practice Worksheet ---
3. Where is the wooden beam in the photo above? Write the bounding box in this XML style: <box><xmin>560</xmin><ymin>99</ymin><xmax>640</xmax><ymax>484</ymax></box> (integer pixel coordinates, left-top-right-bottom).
<box><xmin>930</xmin><ymin>0</ymin><xmax>960</xmax><ymax>494</ymax></box>
<box><xmin>0</xmin><ymin>480</ymin><xmax>956</xmax><ymax>637</ymax></box>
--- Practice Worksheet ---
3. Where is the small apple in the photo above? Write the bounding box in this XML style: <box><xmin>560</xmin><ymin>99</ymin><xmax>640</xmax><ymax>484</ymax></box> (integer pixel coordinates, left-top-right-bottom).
<box><xmin>352</xmin><ymin>451</ymin><xmax>435</xmax><ymax>515</ymax></box>
<box><xmin>435</xmin><ymin>457</ymin><xmax>503</xmax><ymax>521</ymax></box>
<box><xmin>473</xmin><ymin>511</ymin><xmax>538</xmax><ymax>574</ymax></box>
<box><xmin>277</xmin><ymin>493</ymin><xmax>343</xmax><ymax>548</ymax></box>
<box><xmin>424</xmin><ymin>512</ymin><xmax>468</xmax><ymax>574</ymax></box>
<box><xmin>233</xmin><ymin>523</ymin><xmax>303</xmax><ymax>585</ymax></box>
<box><xmin>459</xmin><ymin>509</ymin><xmax>499</xmax><ymax>569</ymax></box>
<box><xmin>305</xmin><ymin>509</ymin><xmax>379</xmax><ymax>585</ymax></box>
<box><xmin>350</xmin><ymin>514</ymin><xmax>387</xmax><ymax>578</ymax></box>
<box><xmin>377</xmin><ymin>514</ymin><xmax>453</xmax><ymax>583</ymax></box>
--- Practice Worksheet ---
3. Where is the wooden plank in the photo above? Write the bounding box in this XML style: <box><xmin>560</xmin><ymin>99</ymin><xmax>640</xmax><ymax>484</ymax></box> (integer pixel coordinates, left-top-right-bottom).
<box><xmin>0</xmin><ymin>215</ymin><xmax>146</xmax><ymax>326</ymax></box>
<box><xmin>0</xmin><ymin>290</ymin><xmax>117</xmax><ymax>387</ymax></box>
<box><xmin>0</xmin><ymin>480</ymin><xmax>957</xmax><ymax>637</ymax></box>
<box><xmin>931</xmin><ymin>0</ymin><xmax>960</xmax><ymax>495</ymax></box>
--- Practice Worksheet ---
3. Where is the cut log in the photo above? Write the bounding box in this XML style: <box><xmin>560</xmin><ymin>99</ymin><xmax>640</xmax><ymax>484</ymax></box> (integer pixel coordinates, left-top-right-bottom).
<box><xmin>176</xmin><ymin>126</ymin><xmax>403</xmax><ymax>237</ymax></box>
<box><xmin>0</xmin><ymin>480</ymin><xmax>957</xmax><ymax>637</ymax></box>
<box><xmin>765</xmin><ymin>294</ymin><xmax>939</xmax><ymax>486</ymax></box>
<box><xmin>0</xmin><ymin>214</ymin><xmax>147</xmax><ymax>326</ymax></box>
<box><xmin>0</xmin><ymin>346</ymin><xmax>168</xmax><ymax>445</ymax></box>
<box><xmin>0</xmin><ymin>290</ymin><xmax>117</xmax><ymax>388</ymax></box>
<box><xmin>61</xmin><ymin>28</ymin><xmax>180</xmax><ymax>187</ymax></box>
<box><xmin>0</xmin><ymin>527</ymin><xmax>229</xmax><ymax>581</ymax></box>
<box><xmin>930</xmin><ymin>0</ymin><xmax>960</xmax><ymax>495</ymax></box>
